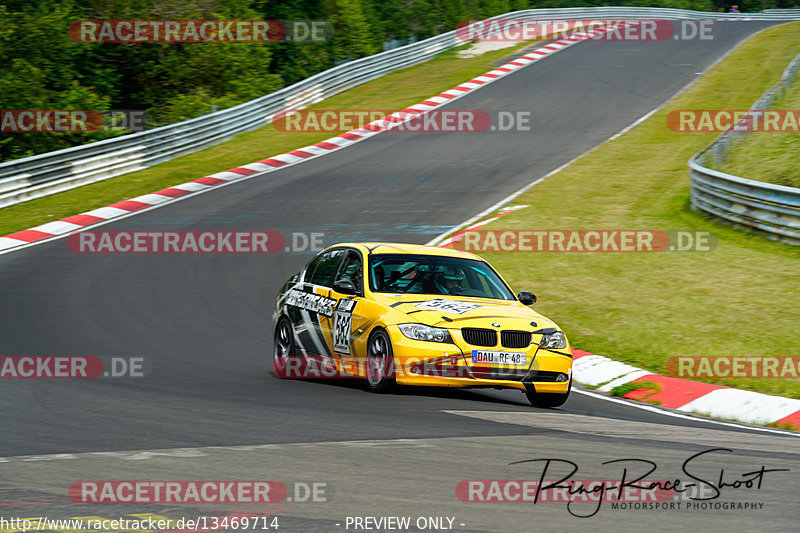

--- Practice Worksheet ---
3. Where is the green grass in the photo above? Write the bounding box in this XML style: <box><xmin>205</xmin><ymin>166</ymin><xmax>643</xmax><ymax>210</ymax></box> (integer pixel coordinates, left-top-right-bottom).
<box><xmin>473</xmin><ymin>22</ymin><xmax>800</xmax><ymax>399</ymax></box>
<box><xmin>718</xmin><ymin>61</ymin><xmax>800</xmax><ymax>188</ymax></box>
<box><xmin>0</xmin><ymin>41</ymin><xmax>533</xmax><ymax>235</ymax></box>
<box><xmin>610</xmin><ymin>381</ymin><xmax>661</xmax><ymax>399</ymax></box>
<box><xmin>766</xmin><ymin>420</ymin><xmax>799</xmax><ymax>431</ymax></box>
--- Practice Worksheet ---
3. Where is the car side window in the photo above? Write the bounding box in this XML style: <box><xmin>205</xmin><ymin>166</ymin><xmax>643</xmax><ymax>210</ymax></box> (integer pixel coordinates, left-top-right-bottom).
<box><xmin>303</xmin><ymin>255</ymin><xmax>322</xmax><ymax>282</ymax></box>
<box><xmin>336</xmin><ymin>251</ymin><xmax>363</xmax><ymax>295</ymax></box>
<box><xmin>308</xmin><ymin>249</ymin><xmax>345</xmax><ymax>287</ymax></box>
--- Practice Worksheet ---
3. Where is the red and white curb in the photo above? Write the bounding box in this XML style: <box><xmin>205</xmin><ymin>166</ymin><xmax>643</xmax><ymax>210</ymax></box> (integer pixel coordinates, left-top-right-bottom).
<box><xmin>572</xmin><ymin>349</ymin><xmax>800</xmax><ymax>429</ymax></box>
<box><xmin>0</xmin><ymin>23</ymin><xmax>634</xmax><ymax>255</ymax></box>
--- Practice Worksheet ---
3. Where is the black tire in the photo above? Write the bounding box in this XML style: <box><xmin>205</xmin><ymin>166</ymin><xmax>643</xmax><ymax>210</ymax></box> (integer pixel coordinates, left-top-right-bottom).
<box><xmin>365</xmin><ymin>329</ymin><xmax>395</xmax><ymax>393</ymax></box>
<box><xmin>526</xmin><ymin>379</ymin><xmax>571</xmax><ymax>408</ymax></box>
<box><xmin>272</xmin><ymin>317</ymin><xmax>295</xmax><ymax>378</ymax></box>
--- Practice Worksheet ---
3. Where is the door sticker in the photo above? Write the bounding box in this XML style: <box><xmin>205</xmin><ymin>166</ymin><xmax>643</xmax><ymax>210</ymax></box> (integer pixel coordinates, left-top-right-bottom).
<box><xmin>333</xmin><ymin>298</ymin><xmax>357</xmax><ymax>355</ymax></box>
<box><xmin>415</xmin><ymin>299</ymin><xmax>482</xmax><ymax>315</ymax></box>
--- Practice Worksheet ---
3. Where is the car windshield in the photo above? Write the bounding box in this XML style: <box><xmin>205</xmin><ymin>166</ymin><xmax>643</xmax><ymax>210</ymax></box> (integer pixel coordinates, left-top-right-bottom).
<box><xmin>368</xmin><ymin>254</ymin><xmax>515</xmax><ymax>300</ymax></box>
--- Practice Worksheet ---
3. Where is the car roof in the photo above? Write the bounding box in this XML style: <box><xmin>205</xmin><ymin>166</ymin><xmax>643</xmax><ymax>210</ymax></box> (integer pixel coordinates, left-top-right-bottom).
<box><xmin>328</xmin><ymin>242</ymin><xmax>482</xmax><ymax>261</ymax></box>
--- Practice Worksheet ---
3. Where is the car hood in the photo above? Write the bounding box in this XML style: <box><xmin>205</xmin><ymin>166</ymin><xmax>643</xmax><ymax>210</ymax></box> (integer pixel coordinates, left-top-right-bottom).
<box><xmin>374</xmin><ymin>294</ymin><xmax>557</xmax><ymax>330</ymax></box>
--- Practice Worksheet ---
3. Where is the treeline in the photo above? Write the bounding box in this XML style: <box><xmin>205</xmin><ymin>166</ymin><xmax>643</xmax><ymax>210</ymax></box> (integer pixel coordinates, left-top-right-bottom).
<box><xmin>532</xmin><ymin>1</ymin><xmax>797</xmax><ymax>11</ymax></box>
<box><xmin>0</xmin><ymin>0</ymin><xmax>792</xmax><ymax>162</ymax></box>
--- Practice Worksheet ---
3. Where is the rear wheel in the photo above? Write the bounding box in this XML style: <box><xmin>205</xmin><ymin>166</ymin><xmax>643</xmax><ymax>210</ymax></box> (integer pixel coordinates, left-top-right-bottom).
<box><xmin>365</xmin><ymin>329</ymin><xmax>395</xmax><ymax>393</ymax></box>
<box><xmin>525</xmin><ymin>379</ymin><xmax>571</xmax><ymax>408</ymax></box>
<box><xmin>272</xmin><ymin>317</ymin><xmax>295</xmax><ymax>378</ymax></box>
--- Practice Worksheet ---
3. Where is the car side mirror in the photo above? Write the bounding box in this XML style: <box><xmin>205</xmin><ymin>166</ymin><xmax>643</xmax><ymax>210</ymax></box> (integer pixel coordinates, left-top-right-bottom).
<box><xmin>333</xmin><ymin>279</ymin><xmax>358</xmax><ymax>296</ymax></box>
<box><xmin>517</xmin><ymin>291</ymin><xmax>536</xmax><ymax>305</ymax></box>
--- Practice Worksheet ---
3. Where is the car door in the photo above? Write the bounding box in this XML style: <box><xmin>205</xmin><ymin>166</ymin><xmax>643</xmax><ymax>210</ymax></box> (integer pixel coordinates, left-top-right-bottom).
<box><xmin>288</xmin><ymin>248</ymin><xmax>345</xmax><ymax>357</ymax></box>
<box><xmin>324</xmin><ymin>249</ymin><xmax>369</xmax><ymax>374</ymax></box>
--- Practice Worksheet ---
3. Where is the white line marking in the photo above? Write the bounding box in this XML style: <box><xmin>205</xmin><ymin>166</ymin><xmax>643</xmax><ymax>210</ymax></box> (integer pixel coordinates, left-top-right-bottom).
<box><xmin>0</xmin><ymin>438</ymin><xmax>438</xmax><ymax>463</ymax></box>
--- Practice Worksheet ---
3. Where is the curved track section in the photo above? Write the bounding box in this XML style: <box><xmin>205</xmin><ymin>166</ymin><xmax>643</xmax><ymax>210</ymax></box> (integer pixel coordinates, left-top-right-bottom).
<box><xmin>0</xmin><ymin>22</ymin><xmax>787</xmax><ymax>455</ymax></box>
<box><xmin>4</xmin><ymin>21</ymin><xmax>800</xmax><ymax>533</ymax></box>
<box><xmin>0</xmin><ymin>24</ymin><xmax>792</xmax><ymax>453</ymax></box>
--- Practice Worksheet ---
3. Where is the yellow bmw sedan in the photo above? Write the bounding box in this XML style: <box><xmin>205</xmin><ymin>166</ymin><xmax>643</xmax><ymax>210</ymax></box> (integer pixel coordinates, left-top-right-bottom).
<box><xmin>273</xmin><ymin>242</ymin><xmax>573</xmax><ymax>407</ymax></box>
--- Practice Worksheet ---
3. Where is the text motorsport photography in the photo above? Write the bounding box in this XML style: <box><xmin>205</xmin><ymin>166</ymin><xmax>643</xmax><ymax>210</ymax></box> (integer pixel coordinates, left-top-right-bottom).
<box><xmin>457</xmin><ymin>448</ymin><xmax>787</xmax><ymax>518</ymax></box>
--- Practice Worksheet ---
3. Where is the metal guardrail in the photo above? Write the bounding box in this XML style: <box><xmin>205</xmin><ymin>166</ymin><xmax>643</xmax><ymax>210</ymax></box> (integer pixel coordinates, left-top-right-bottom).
<box><xmin>689</xmin><ymin>52</ymin><xmax>800</xmax><ymax>245</ymax></box>
<box><xmin>3</xmin><ymin>7</ymin><xmax>800</xmax><ymax>209</ymax></box>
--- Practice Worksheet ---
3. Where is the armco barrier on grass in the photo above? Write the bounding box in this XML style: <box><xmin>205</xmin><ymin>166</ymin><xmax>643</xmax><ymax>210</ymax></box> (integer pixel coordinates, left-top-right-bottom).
<box><xmin>688</xmin><ymin>51</ymin><xmax>800</xmax><ymax>246</ymax></box>
<box><xmin>1</xmin><ymin>7</ymin><xmax>799</xmax><ymax>210</ymax></box>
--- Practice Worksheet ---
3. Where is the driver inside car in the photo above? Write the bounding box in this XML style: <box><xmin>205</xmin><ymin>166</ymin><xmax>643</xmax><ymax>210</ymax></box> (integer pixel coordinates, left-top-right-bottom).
<box><xmin>433</xmin><ymin>267</ymin><xmax>465</xmax><ymax>295</ymax></box>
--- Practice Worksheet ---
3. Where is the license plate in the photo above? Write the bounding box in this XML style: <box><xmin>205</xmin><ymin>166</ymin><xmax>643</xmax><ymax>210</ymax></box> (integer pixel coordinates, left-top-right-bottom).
<box><xmin>471</xmin><ymin>350</ymin><xmax>527</xmax><ymax>366</ymax></box>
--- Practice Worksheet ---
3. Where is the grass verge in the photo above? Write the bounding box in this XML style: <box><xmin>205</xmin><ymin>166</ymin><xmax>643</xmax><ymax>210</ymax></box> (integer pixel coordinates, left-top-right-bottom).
<box><xmin>610</xmin><ymin>381</ymin><xmax>661</xmax><ymax>399</ymax></box>
<box><xmin>0</xmin><ymin>41</ymin><xmax>532</xmax><ymax>236</ymax></box>
<box><xmin>475</xmin><ymin>22</ymin><xmax>800</xmax><ymax>398</ymax></box>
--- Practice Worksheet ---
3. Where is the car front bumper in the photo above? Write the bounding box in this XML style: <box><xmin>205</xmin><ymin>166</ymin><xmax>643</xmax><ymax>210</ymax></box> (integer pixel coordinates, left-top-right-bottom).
<box><xmin>385</xmin><ymin>326</ymin><xmax>573</xmax><ymax>393</ymax></box>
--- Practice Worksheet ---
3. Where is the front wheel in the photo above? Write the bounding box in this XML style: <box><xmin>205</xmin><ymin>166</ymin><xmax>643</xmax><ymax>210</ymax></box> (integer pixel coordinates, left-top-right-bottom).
<box><xmin>525</xmin><ymin>379</ymin><xmax>571</xmax><ymax>408</ymax></box>
<box><xmin>365</xmin><ymin>329</ymin><xmax>395</xmax><ymax>393</ymax></box>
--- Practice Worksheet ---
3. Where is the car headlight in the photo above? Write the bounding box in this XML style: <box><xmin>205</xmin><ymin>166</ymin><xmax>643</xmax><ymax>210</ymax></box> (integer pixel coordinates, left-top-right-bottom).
<box><xmin>398</xmin><ymin>324</ymin><xmax>453</xmax><ymax>343</ymax></box>
<box><xmin>539</xmin><ymin>331</ymin><xmax>567</xmax><ymax>350</ymax></box>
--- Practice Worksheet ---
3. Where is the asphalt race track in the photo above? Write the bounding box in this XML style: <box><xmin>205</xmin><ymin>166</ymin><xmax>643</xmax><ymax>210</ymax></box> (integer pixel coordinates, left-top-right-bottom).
<box><xmin>1</xmin><ymin>21</ymin><xmax>798</xmax><ymax>532</ymax></box>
